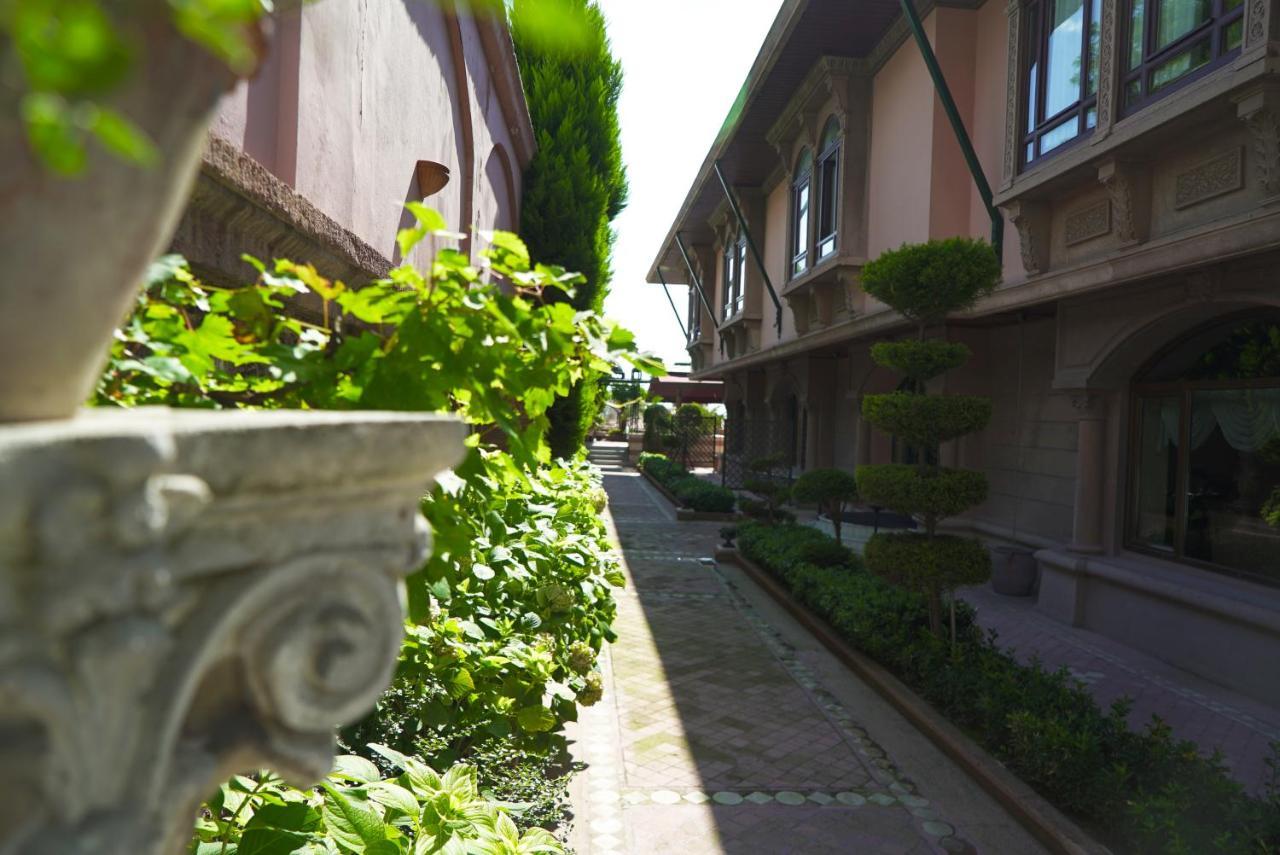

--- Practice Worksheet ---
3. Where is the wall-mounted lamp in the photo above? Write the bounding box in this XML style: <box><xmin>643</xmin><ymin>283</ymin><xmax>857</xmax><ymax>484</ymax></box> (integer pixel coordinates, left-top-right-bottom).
<box><xmin>415</xmin><ymin>160</ymin><xmax>451</xmax><ymax>198</ymax></box>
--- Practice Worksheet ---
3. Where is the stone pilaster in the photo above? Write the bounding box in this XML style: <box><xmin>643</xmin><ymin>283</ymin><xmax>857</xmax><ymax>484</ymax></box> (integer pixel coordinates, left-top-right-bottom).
<box><xmin>1067</xmin><ymin>391</ymin><xmax>1108</xmax><ymax>554</ymax></box>
<box><xmin>1002</xmin><ymin>0</ymin><xmax>1025</xmax><ymax>189</ymax></box>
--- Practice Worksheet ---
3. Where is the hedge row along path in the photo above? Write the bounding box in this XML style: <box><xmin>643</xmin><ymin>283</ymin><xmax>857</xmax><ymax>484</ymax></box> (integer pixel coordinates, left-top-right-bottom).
<box><xmin>566</xmin><ymin>452</ymin><xmax>1046</xmax><ymax>854</ymax></box>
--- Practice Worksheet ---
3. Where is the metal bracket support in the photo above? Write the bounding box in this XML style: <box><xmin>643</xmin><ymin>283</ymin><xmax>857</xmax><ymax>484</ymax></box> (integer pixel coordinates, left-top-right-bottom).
<box><xmin>713</xmin><ymin>160</ymin><xmax>784</xmax><ymax>333</ymax></box>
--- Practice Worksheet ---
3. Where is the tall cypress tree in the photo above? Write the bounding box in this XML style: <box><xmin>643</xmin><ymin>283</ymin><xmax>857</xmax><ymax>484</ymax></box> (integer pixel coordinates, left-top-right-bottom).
<box><xmin>512</xmin><ymin>0</ymin><xmax>627</xmax><ymax>459</ymax></box>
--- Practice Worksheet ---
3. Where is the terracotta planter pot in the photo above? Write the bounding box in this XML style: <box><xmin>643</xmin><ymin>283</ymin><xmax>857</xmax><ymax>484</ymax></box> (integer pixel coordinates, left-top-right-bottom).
<box><xmin>0</xmin><ymin>9</ymin><xmax>241</xmax><ymax>421</ymax></box>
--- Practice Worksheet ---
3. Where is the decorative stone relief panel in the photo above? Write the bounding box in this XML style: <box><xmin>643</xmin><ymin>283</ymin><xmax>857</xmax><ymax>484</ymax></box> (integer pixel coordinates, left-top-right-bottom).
<box><xmin>0</xmin><ymin>409</ymin><xmax>464</xmax><ymax>855</ymax></box>
<box><xmin>1064</xmin><ymin>200</ymin><xmax>1112</xmax><ymax>246</ymax></box>
<box><xmin>1174</xmin><ymin>148</ymin><xmax>1245</xmax><ymax>209</ymax></box>
<box><xmin>1094</xmin><ymin>0</ymin><xmax>1119</xmax><ymax>135</ymax></box>
<box><xmin>1002</xmin><ymin>0</ymin><xmax>1022</xmax><ymax>187</ymax></box>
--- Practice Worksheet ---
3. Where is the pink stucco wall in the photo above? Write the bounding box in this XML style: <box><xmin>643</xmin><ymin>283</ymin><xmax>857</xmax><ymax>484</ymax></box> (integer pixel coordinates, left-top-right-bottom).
<box><xmin>212</xmin><ymin>4</ymin><xmax>525</xmax><ymax>270</ymax></box>
<box><xmin>867</xmin><ymin>22</ymin><xmax>937</xmax><ymax>256</ymax></box>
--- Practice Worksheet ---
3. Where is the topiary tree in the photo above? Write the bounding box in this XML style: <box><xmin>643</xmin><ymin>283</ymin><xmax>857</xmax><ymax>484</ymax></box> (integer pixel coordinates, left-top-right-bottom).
<box><xmin>642</xmin><ymin>403</ymin><xmax>672</xmax><ymax>452</ymax></box>
<box><xmin>742</xmin><ymin>453</ymin><xmax>793</xmax><ymax>525</ymax></box>
<box><xmin>856</xmin><ymin>238</ymin><xmax>1001</xmax><ymax>641</ymax></box>
<box><xmin>792</xmin><ymin>468</ymin><xmax>859</xmax><ymax>545</ymax></box>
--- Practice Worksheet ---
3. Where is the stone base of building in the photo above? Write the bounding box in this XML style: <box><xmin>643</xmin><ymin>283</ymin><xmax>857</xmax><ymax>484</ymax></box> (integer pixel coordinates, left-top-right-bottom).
<box><xmin>1036</xmin><ymin>548</ymin><xmax>1280</xmax><ymax>708</ymax></box>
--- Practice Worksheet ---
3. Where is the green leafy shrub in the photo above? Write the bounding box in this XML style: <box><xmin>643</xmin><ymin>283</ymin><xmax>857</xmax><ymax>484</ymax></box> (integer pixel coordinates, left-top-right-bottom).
<box><xmin>794</xmin><ymin>538</ymin><xmax>856</xmax><ymax>569</ymax></box>
<box><xmin>736</xmin><ymin>521</ymin><xmax>1280</xmax><ymax>855</ymax></box>
<box><xmin>869</xmin><ymin>340</ymin><xmax>972</xmax><ymax>383</ymax></box>
<box><xmin>743</xmin><ymin>454</ymin><xmax>792</xmax><ymax>525</ymax></box>
<box><xmin>860</xmin><ymin>237</ymin><xmax>1000</xmax><ymax>325</ymax></box>
<box><xmin>861</xmin><ymin>393</ymin><xmax>993</xmax><ymax>450</ymax></box>
<box><xmin>640</xmin><ymin>452</ymin><xmax>735</xmax><ymax>512</ymax></box>
<box><xmin>192</xmin><ymin>746</ymin><xmax>565</xmax><ymax>854</ymax></box>
<box><xmin>863</xmin><ymin>532</ymin><xmax>990</xmax><ymax>591</ymax></box>
<box><xmin>514</xmin><ymin>0</ymin><xmax>628</xmax><ymax>459</ymax></box>
<box><xmin>98</xmin><ymin>210</ymin><xmax>661</xmax><ymax>847</ymax></box>
<box><xmin>673</xmin><ymin>479</ymin><xmax>736</xmax><ymax>513</ymax></box>
<box><xmin>857</xmin><ymin>239</ymin><xmax>999</xmax><ymax>639</ymax></box>
<box><xmin>642</xmin><ymin>405</ymin><xmax>673</xmax><ymax>452</ymax></box>
<box><xmin>855</xmin><ymin>465</ymin><xmax>988</xmax><ymax>531</ymax></box>
<box><xmin>791</xmin><ymin>468</ymin><xmax>859</xmax><ymax>544</ymax></box>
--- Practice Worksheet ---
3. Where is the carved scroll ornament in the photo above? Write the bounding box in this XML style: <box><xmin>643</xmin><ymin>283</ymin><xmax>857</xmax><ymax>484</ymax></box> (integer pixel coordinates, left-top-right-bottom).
<box><xmin>0</xmin><ymin>409</ymin><xmax>464</xmax><ymax>855</ymax></box>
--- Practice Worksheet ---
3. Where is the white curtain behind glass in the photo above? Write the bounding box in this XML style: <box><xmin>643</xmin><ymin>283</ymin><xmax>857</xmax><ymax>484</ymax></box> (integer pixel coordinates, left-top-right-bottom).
<box><xmin>1158</xmin><ymin>389</ymin><xmax>1280</xmax><ymax>452</ymax></box>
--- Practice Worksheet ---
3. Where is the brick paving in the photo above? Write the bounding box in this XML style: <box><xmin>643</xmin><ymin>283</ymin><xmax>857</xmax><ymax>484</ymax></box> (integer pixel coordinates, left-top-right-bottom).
<box><xmin>959</xmin><ymin>584</ymin><xmax>1280</xmax><ymax>795</ymax></box>
<box><xmin>570</xmin><ymin>448</ymin><xmax>1044</xmax><ymax>855</ymax></box>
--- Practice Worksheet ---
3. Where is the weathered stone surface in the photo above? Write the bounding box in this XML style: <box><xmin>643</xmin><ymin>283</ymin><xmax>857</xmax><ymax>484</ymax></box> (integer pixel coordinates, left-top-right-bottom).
<box><xmin>0</xmin><ymin>3</ymin><xmax>238</xmax><ymax>423</ymax></box>
<box><xmin>0</xmin><ymin>408</ymin><xmax>464</xmax><ymax>855</ymax></box>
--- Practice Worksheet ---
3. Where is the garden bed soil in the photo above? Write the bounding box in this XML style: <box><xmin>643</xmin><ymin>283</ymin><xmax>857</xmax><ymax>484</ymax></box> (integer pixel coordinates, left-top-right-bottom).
<box><xmin>639</xmin><ymin>468</ymin><xmax>741</xmax><ymax>522</ymax></box>
<box><xmin>719</xmin><ymin>547</ymin><xmax>1111</xmax><ymax>855</ymax></box>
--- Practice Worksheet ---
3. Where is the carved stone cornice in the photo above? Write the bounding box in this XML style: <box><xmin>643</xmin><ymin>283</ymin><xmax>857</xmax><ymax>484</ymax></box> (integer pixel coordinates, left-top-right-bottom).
<box><xmin>1097</xmin><ymin>158</ymin><xmax>1152</xmax><ymax>244</ymax></box>
<box><xmin>765</xmin><ymin>56</ymin><xmax>870</xmax><ymax>169</ymax></box>
<box><xmin>1234</xmin><ymin>85</ymin><xmax>1280</xmax><ymax>202</ymax></box>
<box><xmin>0</xmin><ymin>409</ymin><xmax>464</xmax><ymax>855</ymax></box>
<box><xmin>1002</xmin><ymin>200</ymin><xmax>1051</xmax><ymax>275</ymax></box>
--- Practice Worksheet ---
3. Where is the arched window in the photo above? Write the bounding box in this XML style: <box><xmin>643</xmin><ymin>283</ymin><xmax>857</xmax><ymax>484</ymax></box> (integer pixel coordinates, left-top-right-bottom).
<box><xmin>816</xmin><ymin>117</ymin><xmax>841</xmax><ymax>260</ymax></box>
<box><xmin>1128</xmin><ymin>311</ymin><xmax>1280</xmax><ymax>586</ymax></box>
<box><xmin>791</xmin><ymin>149</ymin><xmax>813</xmax><ymax>278</ymax></box>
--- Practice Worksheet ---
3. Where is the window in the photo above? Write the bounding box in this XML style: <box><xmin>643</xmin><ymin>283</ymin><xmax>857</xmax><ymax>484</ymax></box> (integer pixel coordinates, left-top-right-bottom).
<box><xmin>688</xmin><ymin>285</ymin><xmax>701</xmax><ymax>342</ymax></box>
<box><xmin>791</xmin><ymin>149</ymin><xmax>812</xmax><ymax>278</ymax></box>
<box><xmin>1021</xmin><ymin>0</ymin><xmax>1100</xmax><ymax>167</ymax></box>
<box><xmin>721</xmin><ymin>234</ymin><xmax>747</xmax><ymax>320</ymax></box>
<box><xmin>1121</xmin><ymin>0</ymin><xmax>1243</xmax><ymax>113</ymax></box>
<box><xmin>816</xmin><ymin>118</ymin><xmax>841</xmax><ymax>260</ymax></box>
<box><xmin>1128</xmin><ymin>313</ymin><xmax>1280</xmax><ymax>587</ymax></box>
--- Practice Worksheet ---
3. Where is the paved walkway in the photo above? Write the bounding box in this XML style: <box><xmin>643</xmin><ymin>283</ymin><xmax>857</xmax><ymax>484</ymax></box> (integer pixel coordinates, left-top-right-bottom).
<box><xmin>568</xmin><ymin>459</ymin><xmax>1045</xmax><ymax>855</ymax></box>
<box><xmin>959</xmin><ymin>584</ymin><xmax>1280</xmax><ymax>795</ymax></box>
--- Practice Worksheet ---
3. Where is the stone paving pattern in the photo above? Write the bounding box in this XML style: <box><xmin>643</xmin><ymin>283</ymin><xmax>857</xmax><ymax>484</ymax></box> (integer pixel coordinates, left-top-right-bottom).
<box><xmin>572</xmin><ymin>456</ymin><xmax>1008</xmax><ymax>854</ymax></box>
<box><xmin>959</xmin><ymin>585</ymin><xmax>1280</xmax><ymax>795</ymax></box>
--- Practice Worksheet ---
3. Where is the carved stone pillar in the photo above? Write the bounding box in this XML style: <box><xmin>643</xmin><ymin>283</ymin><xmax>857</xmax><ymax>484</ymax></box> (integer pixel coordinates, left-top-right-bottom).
<box><xmin>0</xmin><ymin>408</ymin><xmax>464</xmax><ymax>855</ymax></box>
<box><xmin>1068</xmin><ymin>391</ymin><xmax>1108</xmax><ymax>554</ymax></box>
<box><xmin>1092</xmin><ymin>0</ymin><xmax>1121</xmax><ymax>140</ymax></box>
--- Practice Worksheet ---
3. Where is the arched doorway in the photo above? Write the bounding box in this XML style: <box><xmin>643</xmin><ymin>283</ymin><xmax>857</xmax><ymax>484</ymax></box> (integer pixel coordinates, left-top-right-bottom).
<box><xmin>1127</xmin><ymin>310</ymin><xmax>1280</xmax><ymax>586</ymax></box>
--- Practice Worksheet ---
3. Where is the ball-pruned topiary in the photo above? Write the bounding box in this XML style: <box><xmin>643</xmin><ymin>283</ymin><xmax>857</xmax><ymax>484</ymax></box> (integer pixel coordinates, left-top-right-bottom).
<box><xmin>856</xmin><ymin>238</ymin><xmax>1000</xmax><ymax>641</ymax></box>
<box><xmin>791</xmin><ymin>468</ymin><xmax>859</xmax><ymax>545</ymax></box>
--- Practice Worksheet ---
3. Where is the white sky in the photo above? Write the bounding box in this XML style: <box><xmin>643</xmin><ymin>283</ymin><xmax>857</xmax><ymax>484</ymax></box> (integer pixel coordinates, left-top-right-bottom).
<box><xmin>596</xmin><ymin>0</ymin><xmax>782</xmax><ymax>373</ymax></box>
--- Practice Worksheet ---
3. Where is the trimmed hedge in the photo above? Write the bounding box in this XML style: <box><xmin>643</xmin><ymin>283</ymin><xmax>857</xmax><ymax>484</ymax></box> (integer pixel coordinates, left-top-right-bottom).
<box><xmin>857</xmin><ymin>464</ymin><xmax>988</xmax><ymax>523</ymax></box>
<box><xmin>736</xmin><ymin>522</ymin><xmax>1280</xmax><ymax>854</ymax></box>
<box><xmin>870</xmin><ymin>340</ymin><xmax>972</xmax><ymax>383</ymax></box>
<box><xmin>861</xmin><ymin>392</ymin><xmax>993</xmax><ymax>449</ymax></box>
<box><xmin>638</xmin><ymin>453</ymin><xmax>736</xmax><ymax>513</ymax></box>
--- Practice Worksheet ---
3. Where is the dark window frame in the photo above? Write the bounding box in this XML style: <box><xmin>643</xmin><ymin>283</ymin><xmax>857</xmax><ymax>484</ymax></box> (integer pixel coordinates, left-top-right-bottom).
<box><xmin>1124</xmin><ymin>311</ymin><xmax>1280</xmax><ymax>589</ymax></box>
<box><xmin>790</xmin><ymin>150</ymin><xmax>813</xmax><ymax>279</ymax></box>
<box><xmin>815</xmin><ymin>118</ymin><xmax>842</xmax><ymax>261</ymax></box>
<box><xmin>721</xmin><ymin>233</ymin><xmax>747</xmax><ymax>320</ymax></box>
<box><xmin>1020</xmin><ymin>0</ymin><xmax>1100</xmax><ymax>169</ymax></box>
<box><xmin>1119</xmin><ymin>0</ymin><xmax>1244</xmax><ymax>116</ymax></box>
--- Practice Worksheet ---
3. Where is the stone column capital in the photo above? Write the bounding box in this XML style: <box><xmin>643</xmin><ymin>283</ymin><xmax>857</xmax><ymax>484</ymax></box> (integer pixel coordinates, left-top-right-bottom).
<box><xmin>1066</xmin><ymin>388</ymin><xmax>1109</xmax><ymax>419</ymax></box>
<box><xmin>0</xmin><ymin>409</ymin><xmax>464</xmax><ymax>855</ymax></box>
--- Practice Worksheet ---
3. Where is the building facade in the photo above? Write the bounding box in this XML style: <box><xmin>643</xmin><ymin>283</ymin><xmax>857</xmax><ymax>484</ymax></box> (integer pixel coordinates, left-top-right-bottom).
<box><xmin>649</xmin><ymin>0</ymin><xmax>1280</xmax><ymax>705</ymax></box>
<box><xmin>173</xmin><ymin>3</ymin><xmax>535</xmax><ymax>286</ymax></box>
